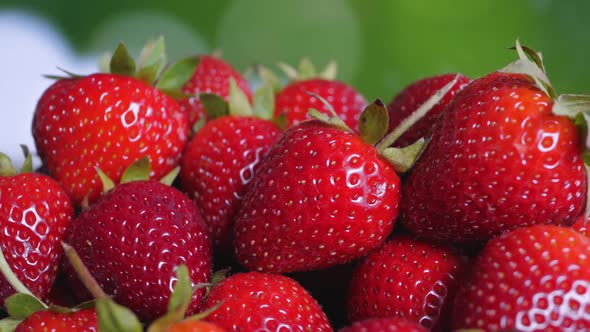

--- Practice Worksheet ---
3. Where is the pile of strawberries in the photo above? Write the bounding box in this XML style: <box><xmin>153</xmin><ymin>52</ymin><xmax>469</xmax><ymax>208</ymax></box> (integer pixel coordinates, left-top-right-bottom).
<box><xmin>0</xmin><ymin>38</ymin><xmax>589</xmax><ymax>332</ymax></box>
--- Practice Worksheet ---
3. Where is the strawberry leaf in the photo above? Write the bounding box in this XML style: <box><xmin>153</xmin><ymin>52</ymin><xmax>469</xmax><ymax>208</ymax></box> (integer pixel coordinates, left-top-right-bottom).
<box><xmin>228</xmin><ymin>77</ymin><xmax>253</xmax><ymax>117</ymax></box>
<box><xmin>110</xmin><ymin>43</ymin><xmax>136</xmax><ymax>77</ymax></box>
<box><xmin>156</xmin><ymin>56</ymin><xmax>200</xmax><ymax>95</ymax></box>
<box><xmin>0</xmin><ymin>153</ymin><xmax>17</xmax><ymax>176</ymax></box>
<box><xmin>272</xmin><ymin>112</ymin><xmax>288</xmax><ymax>130</ymax></box>
<box><xmin>159</xmin><ymin>166</ymin><xmax>180</xmax><ymax>186</ymax></box>
<box><xmin>19</xmin><ymin>145</ymin><xmax>33</xmax><ymax>173</ymax></box>
<box><xmin>191</xmin><ymin>117</ymin><xmax>207</xmax><ymax>134</ymax></box>
<box><xmin>309</xmin><ymin>108</ymin><xmax>351</xmax><ymax>133</ymax></box>
<box><xmin>200</xmin><ymin>93</ymin><xmax>229</xmax><ymax>119</ymax></box>
<box><xmin>136</xmin><ymin>37</ymin><xmax>167</xmax><ymax>85</ymax></box>
<box><xmin>319</xmin><ymin>60</ymin><xmax>338</xmax><ymax>80</ymax></box>
<box><xmin>359</xmin><ymin>99</ymin><xmax>389</xmax><ymax>145</ymax></box>
<box><xmin>0</xmin><ymin>318</ymin><xmax>21</xmax><ymax>332</ymax></box>
<box><xmin>97</xmin><ymin>298</ymin><xmax>143</xmax><ymax>332</ymax></box>
<box><xmin>277</xmin><ymin>62</ymin><xmax>299</xmax><ymax>81</ymax></box>
<box><xmin>146</xmin><ymin>265</ymin><xmax>192</xmax><ymax>332</ymax></box>
<box><xmin>5</xmin><ymin>293</ymin><xmax>47</xmax><ymax>319</ymax></box>
<box><xmin>252</xmin><ymin>83</ymin><xmax>275</xmax><ymax>120</ymax></box>
<box><xmin>297</xmin><ymin>57</ymin><xmax>316</xmax><ymax>80</ymax></box>
<box><xmin>96</xmin><ymin>168</ymin><xmax>115</xmax><ymax>193</ymax></box>
<box><xmin>381</xmin><ymin>137</ymin><xmax>428</xmax><ymax>173</ymax></box>
<box><xmin>258</xmin><ymin>65</ymin><xmax>283</xmax><ymax>93</ymax></box>
<box><xmin>120</xmin><ymin>157</ymin><xmax>151</xmax><ymax>184</ymax></box>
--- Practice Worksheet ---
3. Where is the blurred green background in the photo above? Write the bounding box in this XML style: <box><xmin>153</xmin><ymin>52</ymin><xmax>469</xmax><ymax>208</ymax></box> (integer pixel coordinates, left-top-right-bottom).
<box><xmin>1</xmin><ymin>0</ymin><xmax>588</xmax><ymax>100</ymax></box>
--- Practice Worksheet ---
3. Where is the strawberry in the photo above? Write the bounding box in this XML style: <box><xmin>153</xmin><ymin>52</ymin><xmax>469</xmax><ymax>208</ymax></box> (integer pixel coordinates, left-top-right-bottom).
<box><xmin>386</xmin><ymin>73</ymin><xmax>471</xmax><ymax>147</ymax></box>
<box><xmin>202</xmin><ymin>272</ymin><xmax>333</xmax><ymax>331</ymax></box>
<box><xmin>15</xmin><ymin>308</ymin><xmax>97</xmax><ymax>332</ymax></box>
<box><xmin>180</xmin><ymin>83</ymin><xmax>282</xmax><ymax>250</ymax></box>
<box><xmin>402</xmin><ymin>42</ymin><xmax>588</xmax><ymax>243</ymax></box>
<box><xmin>164</xmin><ymin>320</ymin><xmax>226</xmax><ymax>332</ymax></box>
<box><xmin>452</xmin><ymin>224</ymin><xmax>590</xmax><ymax>331</ymax></box>
<box><xmin>347</xmin><ymin>236</ymin><xmax>466</xmax><ymax>332</ymax></box>
<box><xmin>180</xmin><ymin>55</ymin><xmax>253</xmax><ymax>128</ymax></box>
<box><xmin>62</xmin><ymin>172</ymin><xmax>212</xmax><ymax>322</ymax></box>
<box><xmin>32</xmin><ymin>39</ymin><xmax>195</xmax><ymax>205</ymax></box>
<box><xmin>338</xmin><ymin>317</ymin><xmax>427</xmax><ymax>332</ymax></box>
<box><xmin>0</xmin><ymin>149</ymin><xmax>73</xmax><ymax>304</ymax></box>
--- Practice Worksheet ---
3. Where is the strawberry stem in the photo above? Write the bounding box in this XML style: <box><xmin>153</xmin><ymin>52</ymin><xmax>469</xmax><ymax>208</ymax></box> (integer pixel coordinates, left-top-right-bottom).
<box><xmin>61</xmin><ymin>242</ymin><xmax>108</xmax><ymax>299</ymax></box>
<box><xmin>376</xmin><ymin>76</ymin><xmax>459</xmax><ymax>151</ymax></box>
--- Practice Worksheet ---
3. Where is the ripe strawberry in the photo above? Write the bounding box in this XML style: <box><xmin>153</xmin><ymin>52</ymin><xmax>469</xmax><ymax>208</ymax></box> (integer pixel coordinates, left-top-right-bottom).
<box><xmin>165</xmin><ymin>320</ymin><xmax>226</xmax><ymax>332</ymax></box>
<box><xmin>402</xmin><ymin>45</ymin><xmax>587</xmax><ymax>243</ymax></box>
<box><xmin>202</xmin><ymin>272</ymin><xmax>332</xmax><ymax>331</ymax></box>
<box><xmin>572</xmin><ymin>215</ymin><xmax>588</xmax><ymax>237</ymax></box>
<box><xmin>386</xmin><ymin>73</ymin><xmax>471</xmax><ymax>147</ymax></box>
<box><xmin>62</xmin><ymin>180</ymin><xmax>212</xmax><ymax>322</ymax></box>
<box><xmin>233</xmin><ymin>117</ymin><xmax>401</xmax><ymax>273</ymax></box>
<box><xmin>180</xmin><ymin>55</ymin><xmax>253</xmax><ymax>127</ymax></box>
<box><xmin>347</xmin><ymin>236</ymin><xmax>466</xmax><ymax>332</ymax></box>
<box><xmin>180</xmin><ymin>116</ymin><xmax>281</xmax><ymax>249</ymax></box>
<box><xmin>0</xmin><ymin>151</ymin><xmax>74</xmax><ymax>304</ymax></box>
<box><xmin>15</xmin><ymin>308</ymin><xmax>97</xmax><ymax>332</ymax></box>
<box><xmin>275</xmin><ymin>79</ymin><xmax>366</xmax><ymax>130</ymax></box>
<box><xmin>32</xmin><ymin>40</ymin><xmax>193</xmax><ymax>205</ymax></box>
<box><xmin>339</xmin><ymin>317</ymin><xmax>427</xmax><ymax>332</ymax></box>
<box><xmin>452</xmin><ymin>225</ymin><xmax>590</xmax><ymax>331</ymax></box>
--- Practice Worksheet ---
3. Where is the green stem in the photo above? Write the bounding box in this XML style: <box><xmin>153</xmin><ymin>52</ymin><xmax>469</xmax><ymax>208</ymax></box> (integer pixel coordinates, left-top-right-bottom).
<box><xmin>61</xmin><ymin>242</ymin><xmax>108</xmax><ymax>299</ymax></box>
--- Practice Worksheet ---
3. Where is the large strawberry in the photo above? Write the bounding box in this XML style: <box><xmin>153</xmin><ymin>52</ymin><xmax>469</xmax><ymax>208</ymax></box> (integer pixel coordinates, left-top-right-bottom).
<box><xmin>179</xmin><ymin>55</ymin><xmax>253</xmax><ymax>128</ymax></box>
<box><xmin>339</xmin><ymin>317</ymin><xmax>427</xmax><ymax>332</ymax></box>
<box><xmin>386</xmin><ymin>73</ymin><xmax>471</xmax><ymax>147</ymax></box>
<box><xmin>233</xmin><ymin>82</ymin><xmax>459</xmax><ymax>273</ymax></box>
<box><xmin>347</xmin><ymin>236</ymin><xmax>466</xmax><ymax>332</ymax></box>
<box><xmin>0</xmin><ymin>148</ymin><xmax>73</xmax><ymax>304</ymax></box>
<box><xmin>452</xmin><ymin>225</ymin><xmax>590</xmax><ymax>331</ymax></box>
<box><xmin>62</xmin><ymin>161</ymin><xmax>212</xmax><ymax>322</ymax></box>
<box><xmin>202</xmin><ymin>272</ymin><xmax>333</xmax><ymax>331</ymax></box>
<box><xmin>180</xmin><ymin>83</ymin><xmax>282</xmax><ymax>249</ymax></box>
<box><xmin>273</xmin><ymin>59</ymin><xmax>367</xmax><ymax>130</ymax></box>
<box><xmin>402</xmin><ymin>41</ymin><xmax>589</xmax><ymax>243</ymax></box>
<box><xmin>33</xmin><ymin>38</ymin><xmax>196</xmax><ymax>205</ymax></box>
<box><xmin>15</xmin><ymin>308</ymin><xmax>97</xmax><ymax>332</ymax></box>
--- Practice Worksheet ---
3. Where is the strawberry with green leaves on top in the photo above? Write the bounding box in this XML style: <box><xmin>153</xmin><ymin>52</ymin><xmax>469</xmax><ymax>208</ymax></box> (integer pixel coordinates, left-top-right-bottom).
<box><xmin>0</xmin><ymin>147</ymin><xmax>73</xmax><ymax>305</ymax></box>
<box><xmin>180</xmin><ymin>81</ymin><xmax>282</xmax><ymax>250</ymax></box>
<box><xmin>180</xmin><ymin>54</ymin><xmax>253</xmax><ymax>128</ymax></box>
<box><xmin>272</xmin><ymin>58</ymin><xmax>367</xmax><ymax>130</ymax></box>
<box><xmin>33</xmin><ymin>38</ymin><xmax>196</xmax><ymax>205</ymax></box>
<box><xmin>233</xmin><ymin>79</ymin><xmax>460</xmax><ymax>273</ymax></box>
<box><xmin>402</xmin><ymin>41</ymin><xmax>590</xmax><ymax>243</ymax></box>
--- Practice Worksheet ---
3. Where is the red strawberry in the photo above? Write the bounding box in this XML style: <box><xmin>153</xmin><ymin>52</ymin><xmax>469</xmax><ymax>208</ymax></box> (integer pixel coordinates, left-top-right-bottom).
<box><xmin>573</xmin><ymin>215</ymin><xmax>588</xmax><ymax>237</ymax></box>
<box><xmin>386</xmin><ymin>73</ymin><xmax>471</xmax><ymax>147</ymax></box>
<box><xmin>202</xmin><ymin>272</ymin><xmax>333</xmax><ymax>331</ymax></box>
<box><xmin>275</xmin><ymin>79</ymin><xmax>366</xmax><ymax>130</ymax></box>
<box><xmin>180</xmin><ymin>116</ymin><xmax>281</xmax><ymax>249</ymax></box>
<box><xmin>33</xmin><ymin>40</ymin><xmax>193</xmax><ymax>205</ymax></box>
<box><xmin>180</xmin><ymin>55</ymin><xmax>253</xmax><ymax>128</ymax></box>
<box><xmin>0</xmin><ymin>151</ymin><xmax>73</xmax><ymax>304</ymax></box>
<box><xmin>402</xmin><ymin>45</ymin><xmax>587</xmax><ymax>243</ymax></box>
<box><xmin>347</xmin><ymin>236</ymin><xmax>466</xmax><ymax>332</ymax></box>
<box><xmin>63</xmin><ymin>179</ymin><xmax>212</xmax><ymax>322</ymax></box>
<box><xmin>15</xmin><ymin>308</ymin><xmax>97</xmax><ymax>332</ymax></box>
<box><xmin>233</xmin><ymin>116</ymin><xmax>400</xmax><ymax>273</ymax></box>
<box><xmin>165</xmin><ymin>320</ymin><xmax>226</xmax><ymax>332</ymax></box>
<box><xmin>452</xmin><ymin>225</ymin><xmax>590</xmax><ymax>331</ymax></box>
<box><xmin>339</xmin><ymin>317</ymin><xmax>427</xmax><ymax>332</ymax></box>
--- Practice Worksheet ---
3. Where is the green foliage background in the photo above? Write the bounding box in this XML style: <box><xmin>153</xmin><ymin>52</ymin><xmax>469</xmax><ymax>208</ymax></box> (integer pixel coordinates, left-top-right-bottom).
<box><xmin>2</xmin><ymin>0</ymin><xmax>588</xmax><ymax>100</ymax></box>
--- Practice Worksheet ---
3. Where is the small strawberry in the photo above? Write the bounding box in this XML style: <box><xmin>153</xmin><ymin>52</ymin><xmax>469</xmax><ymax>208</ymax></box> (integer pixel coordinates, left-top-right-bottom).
<box><xmin>15</xmin><ymin>308</ymin><xmax>97</xmax><ymax>332</ymax></box>
<box><xmin>347</xmin><ymin>236</ymin><xmax>466</xmax><ymax>332</ymax></box>
<box><xmin>180</xmin><ymin>83</ymin><xmax>282</xmax><ymax>249</ymax></box>
<box><xmin>180</xmin><ymin>55</ymin><xmax>253</xmax><ymax>128</ymax></box>
<box><xmin>452</xmin><ymin>224</ymin><xmax>590</xmax><ymax>331</ymax></box>
<box><xmin>273</xmin><ymin>59</ymin><xmax>366</xmax><ymax>130</ymax></box>
<box><xmin>202</xmin><ymin>272</ymin><xmax>333</xmax><ymax>331</ymax></box>
<box><xmin>33</xmin><ymin>38</ymin><xmax>196</xmax><ymax>205</ymax></box>
<box><xmin>0</xmin><ymin>147</ymin><xmax>73</xmax><ymax>304</ymax></box>
<box><xmin>62</xmin><ymin>161</ymin><xmax>212</xmax><ymax>322</ymax></box>
<box><xmin>386</xmin><ymin>73</ymin><xmax>471</xmax><ymax>147</ymax></box>
<box><xmin>402</xmin><ymin>41</ymin><xmax>589</xmax><ymax>243</ymax></box>
<box><xmin>339</xmin><ymin>317</ymin><xmax>427</xmax><ymax>332</ymax></box>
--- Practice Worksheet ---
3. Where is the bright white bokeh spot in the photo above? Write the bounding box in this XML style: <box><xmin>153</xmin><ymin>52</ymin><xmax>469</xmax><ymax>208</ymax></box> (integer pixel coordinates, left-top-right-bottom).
<box><xmin>0</xmin><ymin>10</ymin><xmax>97</xmax><ymax>167</ymax></box>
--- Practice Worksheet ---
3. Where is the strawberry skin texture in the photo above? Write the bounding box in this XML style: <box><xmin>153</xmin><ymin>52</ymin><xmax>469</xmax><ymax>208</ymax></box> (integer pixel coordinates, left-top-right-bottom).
<box><xmin>180</xmin><ymin>55</ymin><xmax>253</xmax><ymax>127</ymax></box>
<box><xmin>347</xmin><ymin>236</ymin><xmax>466</xmax><ymax>332</ymax></box>
<box><xmin>203</xmin><ymin>272</ymin><xmax>333</xmax><ymax>332</ymax></box>
<box><xmin>15</xmin><ymin>308</ymin><xmax>97</xmax><ymax>332</ymax></box>
<box><xmin>572</xmin><ymin>214</ymin><xmax>588</xmax><ymax>237</ymax></box>
<box><xmin>452</xmin><ymin>225</ymin><xmax>590</xmax><ymax>331</ymax></box>
<box><xmin>165</xmin><ymin>320</ymin><xmax>227</xmax><ymax>332</ymax></box>
<box><xmin>338</xmin><ymin>317</ymin><xmax>427</xmax><ymax>332</ymax></box>
<box><xmin>274</xmin><ymin>79</ymin><xmax>367</xmax><ymax>131</ymax></box>
<box><xmin>180</xmin><ymin>116</ymin><xmax>281</xmax><ymax>249</ymax></box>
<box><xmin>233</xmin><ymin>120</ymin><xmax>400</xmax><ymax>273</ymax></box>
<box><xmin>387</xmin><ymin>73</ymin><xmax>471</xmax><ymax>147</ymax></box>
<box><xmin>0</xmin><ymin>173</ymin><xmax>73</xmax><ymax>304</ymax></box>
<box><xmin>33</xmin><ymin>73</ymin><xmax>188</xmax><ymax>205</ymax></box>
<box><xmin>63</xmin><ymin>181</ymin><xmax>211</xmax><ymax>322</ymax></box>
<box><xmin>402</xmin><ymin>72</ymin><xmax>587</xmax><ymax>243</ymax></box>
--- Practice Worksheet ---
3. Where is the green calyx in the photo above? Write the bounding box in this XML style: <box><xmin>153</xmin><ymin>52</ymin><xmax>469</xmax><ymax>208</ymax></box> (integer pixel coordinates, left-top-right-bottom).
<box><xmin>96</xmin><ymin>157</ymin><xmax>180</xmax><ymax>194</ymax></box>
<box><xmin>0</xmin><ymin>145</ymin><xmax>34</xmax><ymax>176</ymax></box>
<box><xmin>277</xmin><ymin>57</ymin><xmax>338</xmax><ymax>82</ymax></box>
